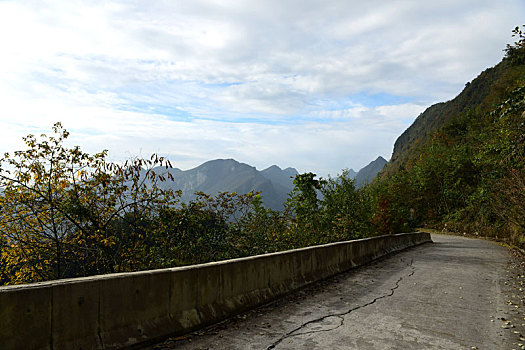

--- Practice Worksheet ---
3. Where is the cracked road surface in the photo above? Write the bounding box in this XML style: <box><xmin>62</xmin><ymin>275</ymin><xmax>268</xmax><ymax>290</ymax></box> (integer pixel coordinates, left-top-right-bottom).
<box><xmin>145</xmin><ymin>234</ymin><xmax>525</xmax><ymax>349</ymax></box>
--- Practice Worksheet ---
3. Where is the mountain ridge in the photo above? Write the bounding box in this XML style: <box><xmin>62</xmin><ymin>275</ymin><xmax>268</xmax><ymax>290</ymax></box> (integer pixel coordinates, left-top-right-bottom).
<box><xmin>153</xmin><ymin>159</ymin><xmax>298</xmax><ymax>211</ymax></box>
<box><xmin>151</xmin><ymin>157</ymin><xmax>388</xmax><ymax>210</ymax></box>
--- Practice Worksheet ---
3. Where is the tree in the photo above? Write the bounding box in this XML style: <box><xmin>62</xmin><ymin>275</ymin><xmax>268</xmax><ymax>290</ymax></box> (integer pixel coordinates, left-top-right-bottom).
<box><xmin>285</xmin><ymin>172</ymin><xmax>325</xmax><ymax>245</ymax></box>
<box><xmin>233</xmin><ymin>193</ymin><xmax>291</xmax><ymax>256</ymax></box>
<box><xmin>0</xmin><ymin>123</ymin><xmax>178</xmax><ymax>284</ymax></box>
<box><xmin>505</xmin><ymin>25</ymin><xmax>525</xmax><ymax>64</ymax></box>
<box><xmin>321</xmin><ymin>170</ymin><xmax>371</xmax><ymax>241</ymax></box>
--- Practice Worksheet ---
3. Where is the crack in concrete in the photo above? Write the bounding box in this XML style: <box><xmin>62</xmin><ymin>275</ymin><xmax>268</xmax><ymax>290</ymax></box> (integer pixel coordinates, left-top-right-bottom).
<box><xmin>266</xmin><ymin>258</ymin><xmax>415</xmax><ymax>349</ymax></box>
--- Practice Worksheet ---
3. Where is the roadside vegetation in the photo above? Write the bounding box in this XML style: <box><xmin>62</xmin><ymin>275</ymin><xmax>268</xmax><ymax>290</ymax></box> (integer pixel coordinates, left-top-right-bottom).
<box><xmin>1</xmin><ymin>27</ymin><xmax>523</xmax><ymax>285</ymax></box>
<box><xmin>0</xmin><ymin>124</ymin><xmax>375</xmax><ymax>285</ymax></box>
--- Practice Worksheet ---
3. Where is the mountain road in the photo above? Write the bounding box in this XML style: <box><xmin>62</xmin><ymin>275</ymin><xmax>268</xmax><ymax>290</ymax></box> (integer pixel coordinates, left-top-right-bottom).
<box><xmin>145</xmin><ymin>234</ymin><xmax>525</xmax><ymax>349</ymax></box>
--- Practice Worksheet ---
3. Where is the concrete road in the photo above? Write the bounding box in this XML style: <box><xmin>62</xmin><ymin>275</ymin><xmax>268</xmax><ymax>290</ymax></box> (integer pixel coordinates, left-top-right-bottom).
<box><xmin>146</xmin><ymin>234</ymin><xmax>525</xmax><ymax>349</ymax></box>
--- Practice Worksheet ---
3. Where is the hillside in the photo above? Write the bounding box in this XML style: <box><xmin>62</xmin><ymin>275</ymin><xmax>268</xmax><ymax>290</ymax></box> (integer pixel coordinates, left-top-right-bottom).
<box><xmin>386</xmin><ymin>56</ymin><xmax>525</xmax><ymax>174</ymax></box>
<box><xmin>374</xmin><ymin>35</ymin><xmax>525</xmax><ymax>245</ymax></box>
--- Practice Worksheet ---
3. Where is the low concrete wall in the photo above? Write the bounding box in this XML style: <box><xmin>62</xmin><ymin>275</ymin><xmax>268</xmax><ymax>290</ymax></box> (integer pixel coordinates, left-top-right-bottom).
<box><xmin>0</xmin><ymin>232</ymin><xmax>431</xmax><ymax>349</ymax></box>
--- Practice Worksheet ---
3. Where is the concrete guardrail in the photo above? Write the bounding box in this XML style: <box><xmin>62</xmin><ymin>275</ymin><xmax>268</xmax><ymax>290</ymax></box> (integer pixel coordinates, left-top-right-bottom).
<box><xmin>0</xmin><ymin>232</ymin><xmax>431</xmax><ymax>349</ymax></box>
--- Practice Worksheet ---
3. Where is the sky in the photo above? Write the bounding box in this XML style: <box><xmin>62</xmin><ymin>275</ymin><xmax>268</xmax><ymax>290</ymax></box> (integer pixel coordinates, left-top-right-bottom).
<box><xmin>0</xmin><ymin>1</ymin><xmax>523</xmax><ymax>177</ymax></box>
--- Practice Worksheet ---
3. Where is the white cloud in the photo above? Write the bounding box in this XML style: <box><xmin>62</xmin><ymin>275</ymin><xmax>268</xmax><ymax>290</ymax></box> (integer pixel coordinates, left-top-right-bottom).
<box><xmin>0</xmin><ymin>0</ymin><xmax>523</xmax><ymax>176</ymax></box>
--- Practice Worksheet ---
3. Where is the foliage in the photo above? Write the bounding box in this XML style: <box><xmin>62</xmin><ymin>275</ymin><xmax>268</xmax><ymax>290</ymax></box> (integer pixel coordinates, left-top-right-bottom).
<box><xmin>282</xmin><ymin>170</ymin><xmax>375</xmax><ymax>245</ymax></box>
<box><xmin>368</xmin><ymin>170</ymin><xmax>417</xmax><ymax>235</ymax></box>
<box><xmin>0</xmin><ymin>125</ymin><xmax>375</xmax><ymax>285</ymax></box>
<box><xmin>232</xmin><ymin>194</ymin><xmax>291</xmax><ymax>256</ymax></box>
<box><xmin>320</xmin><ymin>170</ymin><xmax>371</xmax><ymax>240</ymax></box>
<box><xmin>505</xmin><ymin>25</ymin><xmax>525</xmax><ymax>65</ymax></box>
<box><xmin>285</xmin><ymin>172</ymin><xmax>325</xmax><ymax>245</ymax></box>
<box><xmin>0</xmin><ymin>123</ymin><xmax>178</xmax><ymax>283</ymax></box>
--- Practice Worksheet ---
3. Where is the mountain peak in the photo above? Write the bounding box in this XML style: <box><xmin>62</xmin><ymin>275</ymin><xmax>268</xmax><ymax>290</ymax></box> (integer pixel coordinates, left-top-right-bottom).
<box><xmin>263</xmin><ymin>164</ymin><xmax>282</xmax><ymax>171</ymax></box>
<box><xmin>374</xmin><ymin>156</ymin><xmax>388</xmax><ymax>164</ymax></box>
<box><xmin>261</xmin><ymin>165</ymin><xmax>297</xmax><ymax>191</ymax></box>
<box><xmin>283</xmin><ymin>167</ymin><xmax>299</xmax><ymax>176</ymax></box>
<box><xmin>347</xmin><ymin>168</ymin><xmax>357</xmax><ymax>179</ymax></box>
<box><xmin>354</xmin><ymin>156</ymin><xmax>387</xmax><ymax>188</ymax></box>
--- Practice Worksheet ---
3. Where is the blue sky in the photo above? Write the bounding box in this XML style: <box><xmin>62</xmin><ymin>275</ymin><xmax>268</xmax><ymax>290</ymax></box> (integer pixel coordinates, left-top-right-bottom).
<box><xmin>0</xmin><ymin>0</ymin><xmax>523</xmax><ymax>176</ymax></box>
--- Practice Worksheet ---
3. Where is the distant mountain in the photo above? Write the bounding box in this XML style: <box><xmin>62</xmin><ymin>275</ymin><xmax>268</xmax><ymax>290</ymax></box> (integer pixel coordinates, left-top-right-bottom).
<box><xmin>153</xmin><ymin>159</ymin><xmax>298</xmax><ymax>211</ymax></box>
<box><xmin>260</xmin><ymin>165</ymin><xmax>298</xmax><ymax>191</ymax></box>
<box><xmin>148</xmin><ymin>156</ymin><xmax>384</xmax><ymax>209</ymax></box>
<box><xmin>354</xmin><ymin>156</ymin><xmax>387</xmax><ymax>188</ymax></box>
